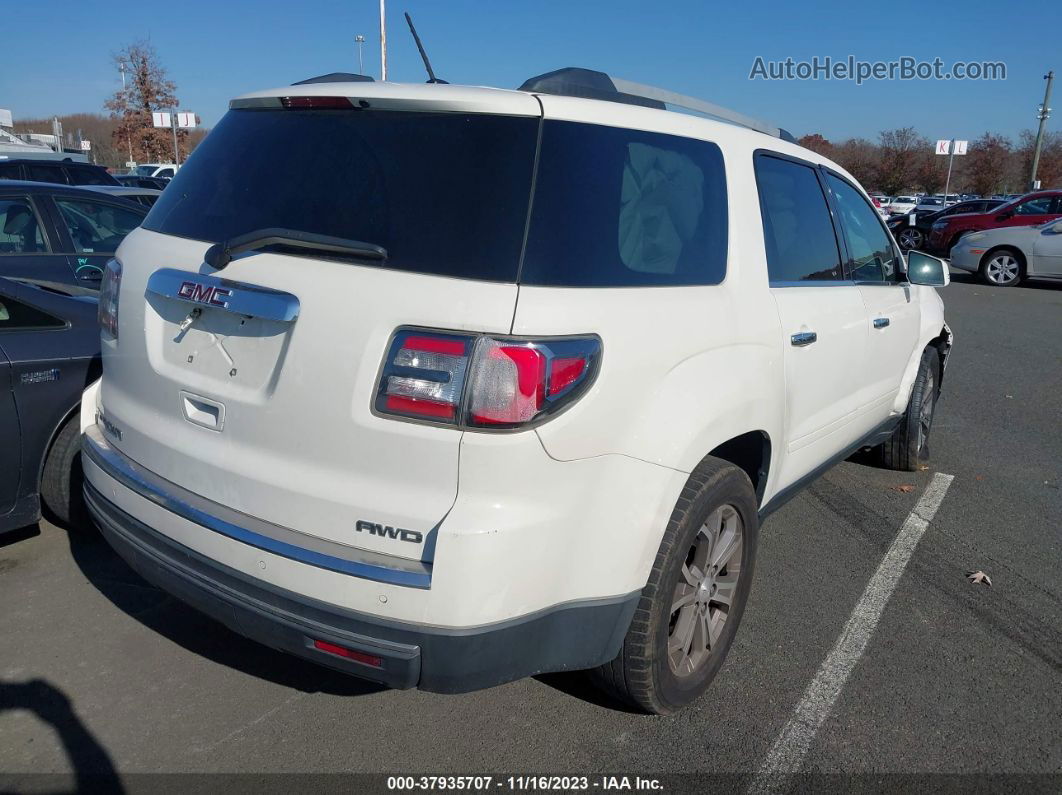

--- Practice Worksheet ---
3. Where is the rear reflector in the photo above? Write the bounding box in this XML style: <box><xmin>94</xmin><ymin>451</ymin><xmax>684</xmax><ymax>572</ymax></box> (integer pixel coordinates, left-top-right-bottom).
<box><xmin>376</xmin><ymin>328</ymin><xmax>601</xmax><ymax>430</ymax></box>
<box><xmin>312</xmin><ymin>639</ymin><xmax>383</xmax><ymax>667</ymax></box>
<box><xmin>280</xmin><ymin>96</ymin><xmax>354</xmax><ymax>109</ymax></box>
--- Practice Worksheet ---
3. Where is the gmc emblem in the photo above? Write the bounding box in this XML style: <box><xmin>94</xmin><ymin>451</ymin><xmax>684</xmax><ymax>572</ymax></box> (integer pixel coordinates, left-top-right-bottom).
<box><xmin>178</xmin><ymin>281</ymin><xmax>231</xmax><ymax>308</ymax></box>
<box><xmin>355</xmin><ymin>519</ymin><xmax>424</xmax><ymax>544</ymax></box>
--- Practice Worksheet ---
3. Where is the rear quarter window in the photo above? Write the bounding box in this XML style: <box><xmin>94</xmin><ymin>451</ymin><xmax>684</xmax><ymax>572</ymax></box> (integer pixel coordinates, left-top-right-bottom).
<box><xmin>521</xmin><ymin>121</ymin><xmax>728</xmax><ymax>287</ymax></box>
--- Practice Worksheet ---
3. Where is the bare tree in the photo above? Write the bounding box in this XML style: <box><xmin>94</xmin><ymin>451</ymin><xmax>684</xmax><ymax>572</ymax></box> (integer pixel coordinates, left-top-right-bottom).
<box><xmin>105</xmin><ymin>41</ymin><xmax>187</xmax><ymax>164</ymax></box>
<box><xmin>876</xmin><ymin>127</ymin><xmax>922</xmax><ymax>196</ymax></box>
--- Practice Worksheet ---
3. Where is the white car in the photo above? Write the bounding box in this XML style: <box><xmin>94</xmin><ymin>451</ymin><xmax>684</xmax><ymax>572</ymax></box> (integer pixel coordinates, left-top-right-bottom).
<box><xmin>80</xmin><ymin>68</ymin><xmax>952</xmax><ymax>715</ymax></box>
<box><xmin>888</xmin><ymin>195</ymin><xmax>918</xmax><ymax>215</ymax></box>
<box><xmin>130</xmin><ymin>163</ymin><xmax>178</xmax><ymax>180</ymax></box>
<box><xmin>950</xmin><ymin>218</ymin><xmax>1062</xmax><ymax>286</ymax></box>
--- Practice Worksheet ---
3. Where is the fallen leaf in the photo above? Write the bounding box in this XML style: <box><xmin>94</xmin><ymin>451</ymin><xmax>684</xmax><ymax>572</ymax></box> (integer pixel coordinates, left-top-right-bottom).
<box><xmin>975</xmin><ymin>475</ymin><xmax>985</xmax><ymax>481</ymax></box>
<box><xmin>893</xmin><ymin>484</ymin><xmax>915</xmax><ymax>493</ymax></box>
<box><xmin>918</xmin><ymin>465</ymin><xmax>930</xmax><ymax>471</ymax></box>
<box><xmin>967</xmin><ymin>570</ymin><xmax>992</xmax><ymax>587</ymax></box>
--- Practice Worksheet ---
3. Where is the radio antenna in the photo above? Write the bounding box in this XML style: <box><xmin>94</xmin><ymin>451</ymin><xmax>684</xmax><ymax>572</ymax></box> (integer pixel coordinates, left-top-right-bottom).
<box><xmin>404</xmin><ymin>12</ymin><xmax>447</xmax><ymax>84</ymax></box>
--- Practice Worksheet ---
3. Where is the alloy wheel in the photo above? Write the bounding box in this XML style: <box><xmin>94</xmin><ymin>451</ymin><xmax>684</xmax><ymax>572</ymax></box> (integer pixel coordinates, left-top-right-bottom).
<box><xmin>897</xmin><ymin>228</ymin><xmax>923</xmax><ymax>249</ymax></box>
<box><xmin>985</xmin><ymin>254</ymin><xmax>1020</xmax><ymax>285</ymax></box>
<box><xmin>668</xmin><ymin>505</ymin><xmax>744</xmax><ymax>677</ymax></box>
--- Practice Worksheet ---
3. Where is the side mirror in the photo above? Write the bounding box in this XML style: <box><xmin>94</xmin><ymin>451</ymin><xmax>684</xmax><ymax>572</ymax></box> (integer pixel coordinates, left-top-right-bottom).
<box><xmin>907</xmin><ymin>251</ymin><xmax>950</xmax><ymax>286</ymax></box>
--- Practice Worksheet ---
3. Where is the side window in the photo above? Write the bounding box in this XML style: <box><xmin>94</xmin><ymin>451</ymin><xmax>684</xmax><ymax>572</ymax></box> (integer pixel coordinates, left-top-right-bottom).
<box><xmin>520</xmin><ymin>121</ymin><xmax>728</xmax><ymax>287</ymax></box>
<box><xmin>0</xmin><ymin>163</ymin><xmax>21</xmax><ymax>179</ymax></box>
<box><xmin>0</xmin><ymin>198</ymin><xmax>48</xmax><ymax>254</ymax></box>
<box><xmin>54</xmin><ymin>198</ymin><xmax>145</xmax><ymax>254</ymax></box>
<box><xmin>825</xmin><ymin>174</ymin><xmax>901</xmax><ymax>283</ymax></box>
<box><xmin>25</xmin><ymin>164</ymin><xmax>67</xmax><ymax>185</ymax></box>
<box><xmin>65</xmin><ymin>167</ymin><xmax>111</xmax><ymax>186</ymax></box>
<box><xmin>1015</xmin><ymin>197</ymin><xmax>1053</xmax><ymax>215</ymax></box>
<box><xmin>155</xmin><ymin>168</ymin><xmax>175</xmax><ymax>178</ymax></box>
<box><xmin>754</xmin><ymin>154</ymin><xmax>843</xmax><ymax>282</ymax></box>
<box><xmin>0</xmin><ymin>295</ymin><xmax>64</xmax><ymax>330</ymax></box>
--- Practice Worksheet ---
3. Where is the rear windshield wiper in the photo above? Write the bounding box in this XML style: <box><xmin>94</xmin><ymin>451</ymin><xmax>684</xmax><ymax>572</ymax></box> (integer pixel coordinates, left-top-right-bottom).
<box><xmin>204</xmin><ymin>228</ymin><xmax>388</xmax><ymax>270</ymax></box>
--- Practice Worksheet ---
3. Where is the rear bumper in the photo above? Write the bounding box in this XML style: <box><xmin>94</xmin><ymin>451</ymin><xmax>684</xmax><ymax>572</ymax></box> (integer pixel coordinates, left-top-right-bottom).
<box><xmin>82</xmin><ymin>428</ymin><xmax>640</xmax><ymax>693</ymax></box>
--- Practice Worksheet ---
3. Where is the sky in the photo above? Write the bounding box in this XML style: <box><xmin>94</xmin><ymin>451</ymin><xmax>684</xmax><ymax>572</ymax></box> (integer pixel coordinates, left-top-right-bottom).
<box><xmin>1</xmin><ymin>0</ymin><xmax>1054</xmax><ymax>144</ymax></box>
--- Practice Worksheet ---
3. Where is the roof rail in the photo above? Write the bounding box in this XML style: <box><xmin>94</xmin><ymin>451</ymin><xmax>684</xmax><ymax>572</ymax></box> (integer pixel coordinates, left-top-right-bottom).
<box><xmin>518</xmin><ymin>67</ymin><xmax>796</xmax><ymax>143</ymax></box>
<box><xmin>292</xmin><ymin>72</ymin><xmax>374</xmax><ymax>85</ymax></box>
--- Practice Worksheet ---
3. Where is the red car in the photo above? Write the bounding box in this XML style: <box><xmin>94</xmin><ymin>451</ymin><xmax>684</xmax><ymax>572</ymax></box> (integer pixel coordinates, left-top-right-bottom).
<box><xmin>927</xmin><ymin>190</ymin><xmax>1062</xmax><ymax>256</ymax></box>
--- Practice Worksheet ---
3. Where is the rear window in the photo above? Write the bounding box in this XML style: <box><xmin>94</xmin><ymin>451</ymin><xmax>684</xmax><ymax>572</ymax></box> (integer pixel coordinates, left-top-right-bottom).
<box><xmin>144</xmin><ymin>109</ymin><xmax>728</xmax><ymax>287</ymax></box>
<box><xmin>65</xmin><ymin>166</ymin><xmax>114</xmax><ymax>186</ymax></box>
<box><xmin>521</xmin><ymin>121</ymin><xmax>727</xmax><ymax>287</ymax></box>
<box><xmin>144</xmin><ymin>109</ymin><xmax>539</xmax><ymax>282</ymax></box>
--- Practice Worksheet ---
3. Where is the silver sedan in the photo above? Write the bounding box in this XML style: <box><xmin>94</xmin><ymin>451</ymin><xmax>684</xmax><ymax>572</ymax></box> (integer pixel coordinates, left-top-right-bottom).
<box><xmin>949</xmin><ymin>219</ymin><xmax>1062</xmax><ymax>286</ymax></box>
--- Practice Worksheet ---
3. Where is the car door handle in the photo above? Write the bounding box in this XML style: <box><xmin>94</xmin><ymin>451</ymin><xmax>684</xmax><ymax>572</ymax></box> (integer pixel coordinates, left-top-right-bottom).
<box><xmin>873</xmin><ymin>317</ymin><xmax>891</xmax><ymax>329</ymax></box>
<box><xmin>790</xmin><ymin>331</ymin><xmax>817</xmax><ymax>347</ymax></box>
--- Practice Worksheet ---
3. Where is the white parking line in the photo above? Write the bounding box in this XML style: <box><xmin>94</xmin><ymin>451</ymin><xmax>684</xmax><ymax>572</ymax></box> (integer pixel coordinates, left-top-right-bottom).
<box><xmin>749</xmin><ymin>472</ymin><xmax>955</xmax><ymax>793</ymax></box>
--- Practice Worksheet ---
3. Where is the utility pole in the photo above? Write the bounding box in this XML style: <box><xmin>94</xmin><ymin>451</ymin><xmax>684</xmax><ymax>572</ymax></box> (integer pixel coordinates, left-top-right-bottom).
<box><xmin>355</xmin><ymin>34</ymin><xmax>366</xmax><ymax>74</ymax></box>
<box><xmin>379</xmin><ymin>0</ymin><xmax>387</xmax><ymax>80</ymax></box>
<box><xmin>119</xmin><ymin>60</ymin><xmax>134</xmax><ymax>168</ymax></box>
<box><xmin>1030</xmin><ymin>70</ymin><xmax>1054</xmax><ymax>191</ymax></box>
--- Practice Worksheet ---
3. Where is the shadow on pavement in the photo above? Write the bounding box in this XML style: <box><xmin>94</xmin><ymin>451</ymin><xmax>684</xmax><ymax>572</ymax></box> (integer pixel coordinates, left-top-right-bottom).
<box><xmin>948</xmin><ymin>270</ymin><xmax>1062</xmax><ymax>290</ymax></box>
<box><xmin>0</xmin><ymin>678</ymin><xmax>124</xmax><ymax>793</ymax></box>
<box><xmin>56</xmin><ymin>518</ymin><xmax>385</xmax><ymax>699</ymax></box>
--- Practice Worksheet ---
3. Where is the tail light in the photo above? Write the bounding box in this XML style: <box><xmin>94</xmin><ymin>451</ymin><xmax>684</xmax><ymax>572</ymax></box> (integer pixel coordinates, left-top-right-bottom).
<box><xmin>99</xmin><ymin>258</ymin><xmax>122</xmax><ymax>340</ymax></box>
<box><xmin>375</xmin><ymin>328</ymin><xmax>601</xmax><ymax>430</ymax></box>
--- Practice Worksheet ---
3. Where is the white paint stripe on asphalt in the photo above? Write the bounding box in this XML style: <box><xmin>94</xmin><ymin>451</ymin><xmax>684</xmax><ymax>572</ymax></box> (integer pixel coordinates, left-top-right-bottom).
<box><xmin>749</xmin><ymin>472</ymin><xmax>955</xmax><ymax>794</ymax></box>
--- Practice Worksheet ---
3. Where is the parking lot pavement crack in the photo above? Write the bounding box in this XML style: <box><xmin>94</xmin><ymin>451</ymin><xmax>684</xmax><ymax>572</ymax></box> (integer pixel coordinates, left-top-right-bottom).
<box><xmin>190</xmin><ymin>691</ymin><xmax>306</xmax><ymax>754</ymax></box>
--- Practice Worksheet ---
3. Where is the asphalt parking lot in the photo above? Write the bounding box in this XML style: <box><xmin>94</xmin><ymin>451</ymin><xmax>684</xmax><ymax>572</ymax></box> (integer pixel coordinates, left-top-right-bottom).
<box><xmin>1</xmin><ymin>273</ymin><xmax>1060</xmax><ymax>790</ymax></box>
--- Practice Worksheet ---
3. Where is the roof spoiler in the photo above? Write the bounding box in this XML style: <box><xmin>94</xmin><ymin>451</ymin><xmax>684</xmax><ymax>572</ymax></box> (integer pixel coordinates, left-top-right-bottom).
<box><xmin>519</xmin><ymin>67</ymin><xmax>796</xmax><ymax>143</ymax></box>
<box><xmin>292</xmin><ymin>72</ymin><xmax>375</xmax><ymax>85</ymax></box>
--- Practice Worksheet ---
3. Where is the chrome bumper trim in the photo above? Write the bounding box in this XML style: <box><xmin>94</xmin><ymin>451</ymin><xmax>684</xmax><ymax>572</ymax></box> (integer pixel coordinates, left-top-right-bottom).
<box><xmin>82</xmin><ymin>424</ymin><xmax>432</xmax><ymax>589</ymax></box>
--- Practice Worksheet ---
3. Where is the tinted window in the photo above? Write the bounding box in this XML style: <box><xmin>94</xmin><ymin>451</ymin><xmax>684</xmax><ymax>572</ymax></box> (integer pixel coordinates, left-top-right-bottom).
<box><xmin>520</xmin><ymin>121</ymin><xmax>727</xmax><ymax>287</ymax></box>
<box><xmin>1015</xmin><ymin>197</ymin><xmax>1054</xmax><ymax>215</ymax></box>
<box><xmin>65</xmin><ymin>166</ymin><xmax>113</xmax><ymax>186</ymax></box>
<box><xmin>25</xmin><ymin>163</ymin><xmax>67</xmax><ymax>185</ymax></box>
<box><xmin>826</xmin><ymin>173</ymin><xmax>901</xmax><ymax>283</ymax></box>
<box><xmin>55</xmin><ymin>198</ymin><xmax>145</xmax><ymax>253</ymax></box>
<box><xmin>0</xmin><ymin>198</ymin><xmax>47</xmax><ymax>254</ymax></box>
<box><xmin>0</xmin><ymin>163</ymin><xmax>21</xmax><ymax>179</ymax></box>
<box><xmin>155</xmin><ymin>168</ymin><xmax>174</xmax><ymax>178</ymax></box>
<box><xmin>0</xmin><ymin>295</ymin><xmax>64</xmax><ymax>329</ymax></box>
<box><xmin>755</xmin><ymin>155</ymin><xmax>842</xmax><ymax>282</ymax></box>
<box><xmin>144</xmin><ymin>109</ymin><xmax>538</xmax><ymax>282</ymax></box>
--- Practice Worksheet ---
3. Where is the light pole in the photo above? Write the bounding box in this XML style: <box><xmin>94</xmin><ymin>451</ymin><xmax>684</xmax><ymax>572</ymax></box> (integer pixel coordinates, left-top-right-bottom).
<box><xmin>119</xmin><ymin>60</ymin><xmax>134</xmax><ymax>169</ymax></box>
<box><xmin>1030</xmin><ymin>70</ymin><xmax>1054</xmax><ymax>191</ymax></box>
<box><xmin>355</xmin><ymin>34</ymin><xmax>365</xmax><ymax>75</ymax></box>
<box><xmin>380</xmin><ymin>0</ymin><xmax>387</xmax><ymax>81</ymax></box>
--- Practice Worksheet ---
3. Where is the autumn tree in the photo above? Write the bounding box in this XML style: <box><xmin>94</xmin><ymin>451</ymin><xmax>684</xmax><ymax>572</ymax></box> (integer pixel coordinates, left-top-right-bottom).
<box><xmin>797</xmin><ymin>133</ymin><xmax>833</xmax><ymax>157</ymax></box>
<box><xmin>965</xmin><ymin>133</ymin><xmax>1013</xmax><ymax>196</ymax></box>
<box><xmin>105</xmin><ymin>41</ymin><xmax>189</xmax><ymax>164</ymax></box>
<box><xmin>876</xmin><ymin>127</ymin><xmax>922</xmax><ymax>195</ymax></box>
<box><xmin>831</xmin><ymin>138</ymin><xmax>878</xmax><ymax>188</ymax></box>
<box><xmin>1017</xmin><ymin>130</ymin><xmax>1062</xmax><ymax>190</ymax></box>
<box><xmin>911</xmin><ymin>145</ymin><xmax>947</xmax><ymax>194</ymax></box>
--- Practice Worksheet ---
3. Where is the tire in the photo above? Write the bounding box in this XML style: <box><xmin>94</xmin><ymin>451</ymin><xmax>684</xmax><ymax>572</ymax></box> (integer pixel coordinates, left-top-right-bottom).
<box><xmin>896</xmin><ymin>227</ymin><xmax>924</xmax><ymax>250</ymax></box>
<box><xmin>880</xmin><ymin>348</ymin><xmax>940</xmax><ymax>472</ymax></box>
<box><xmin>979</xmin><ymin>247</ymin><xmax>1024</xmax><ymax>287</ymax></box>
<box><xmin>40</xmin><ymin>415</ymin><xmax>89</xmax><ymax>529</ymax></box>
<box><xmin>590</xmin><ymin>458</ymin><xmax>759</xmax><ymax>715</ymax></box>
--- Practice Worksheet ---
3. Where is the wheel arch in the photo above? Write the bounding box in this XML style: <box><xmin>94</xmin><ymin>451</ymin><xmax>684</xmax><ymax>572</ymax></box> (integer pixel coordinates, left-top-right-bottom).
<box><xmin>979</xmin><ymin>244</ymin><xmax>1027</xmax><ymax>271</ymax></box>
<box><xmin>697</xmin><ymin>430</ymin><xmax>772</xmax><ymax>507</ymax></box>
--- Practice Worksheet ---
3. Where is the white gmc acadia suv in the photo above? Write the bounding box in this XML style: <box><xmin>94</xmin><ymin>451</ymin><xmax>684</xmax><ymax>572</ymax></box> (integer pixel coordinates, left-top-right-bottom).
<box><xmin>81</xmin><ymin>68</ymin><xmax>952</xmax><ymax>714</ymax></box>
